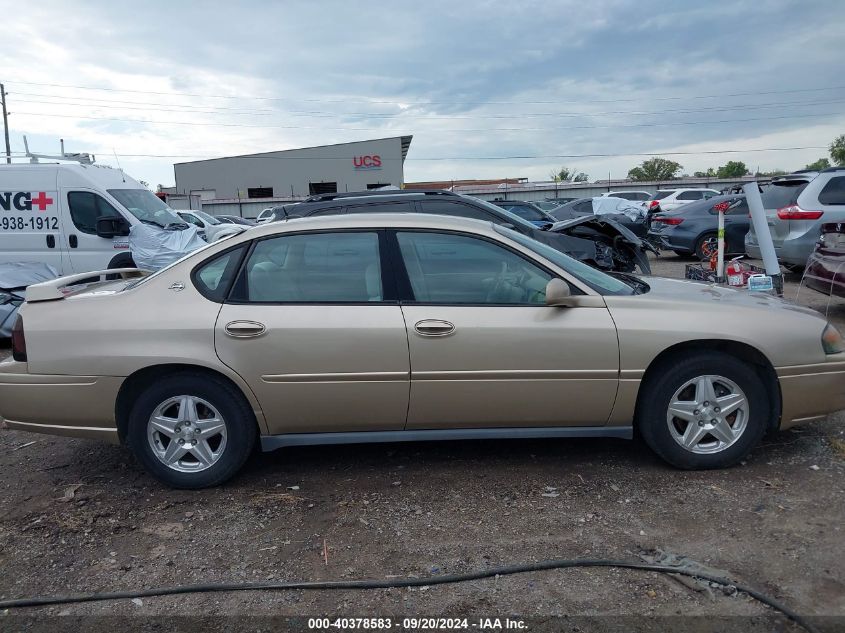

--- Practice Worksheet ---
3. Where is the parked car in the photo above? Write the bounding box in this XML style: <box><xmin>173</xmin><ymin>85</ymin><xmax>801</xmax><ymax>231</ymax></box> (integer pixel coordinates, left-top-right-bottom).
<box><xmin>3</xmin><ymin>213</ymin><xmax>843</xmax><ymax>488</ymax></box>
<box><xmin>644</xmin><ymin>189</ymin><xmax>721</xmax><ymax>214</ymax></box>
<box><xmin>285</xmin><ymin>189</ymin><xmax>652</xmax><ymax>274</ymax></box>
<box><xmin>215</xmin><ymin>215</ymin><xmax>256</xmax><ymax>226</ymax></box>
<box><xmin>177</xmin><ymin>210</ymin><xmax>246</xmax><ymax>242</ymax></box>
<box><xmin>268</xmin><ymin>204</ymin><xmax>301</xmax><ymax>222</ymax></box>
<box><xmin>601</xmin><ymin>190</ymin><xmax>651</xmax><ymax>202</ymax></box>
<box><xmin>648</xmin><ymin>195</ymin><xmax>751</xmax><ymax>259</ymax></box>
<box><xmin>530</xmin><ymin>200</ymin><xmax>562</xmax><ymax>212</ymax></box>
<box><xmin>255</xmin><ymin>208</ymin><xmax>275</xmax><ymax>224</ymax></box>
<box><xmin>489</xmin><ymin>199</ymin><xmax>556</xmax><ymax>228</ymax></box>
<box><xmin>545</xmin><ymin>197</ymin><xmax>578</xmax><ymax>205</ymax></box>
<box><xmin>745</xmin><ymin>168</ymin><xmax>845</xmax><ymax>268</ymax></box>
<box><xmin>549</xmin><ymin>197</ymin><xmax>648</xmax><ymax>237</ymax></box>
<box><xmin>804</xmin><ymin>222</ymin><xmax>845</xmax><ymax>298</ymax></box>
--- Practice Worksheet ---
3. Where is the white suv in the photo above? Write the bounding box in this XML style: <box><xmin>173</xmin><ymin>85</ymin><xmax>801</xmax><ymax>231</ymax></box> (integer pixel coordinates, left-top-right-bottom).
<box><xmin>601</xmin><ymin>190</ymin><xmax>651</xmax><ymax>202</ymax></box>
<box><xmin>644</xmin><ymin>188</ymin><xmax>720</xmax><ymax>213</ymax></box>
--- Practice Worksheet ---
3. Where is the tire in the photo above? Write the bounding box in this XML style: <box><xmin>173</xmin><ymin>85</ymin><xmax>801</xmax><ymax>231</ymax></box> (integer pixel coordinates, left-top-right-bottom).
<box><xmin>694</xmin><ymin>233</ymin><xmax>718</xmax><ymax>260</ymax></box>
<box><xmin>126</xmin><ymin>372</ymin><xmax>257</xmax><ymax>488</ymax></box>
<box><xmin>637</xmin><ymin>351</ymin><xmax>770</xmax><ymax>469</ymax></box>
<box><xmin>106</xmin><ymin>253</ymin><xmax>136</xmax><ymax>280</ymax></box>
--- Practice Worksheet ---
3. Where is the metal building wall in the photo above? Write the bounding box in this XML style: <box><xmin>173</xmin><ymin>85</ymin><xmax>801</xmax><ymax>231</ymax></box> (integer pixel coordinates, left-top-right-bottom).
<box><xmin>173</xmin><ymin>136</ymin><xmax>410</xmax><ymax>200</ymax></box>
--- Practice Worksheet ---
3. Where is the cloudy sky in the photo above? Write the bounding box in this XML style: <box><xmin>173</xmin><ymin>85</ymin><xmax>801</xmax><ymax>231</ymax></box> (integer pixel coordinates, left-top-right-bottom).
<box><xmin>2</xmin><ymin>0</ymin><xmax>844</xmax><ymax>188</ymax></box>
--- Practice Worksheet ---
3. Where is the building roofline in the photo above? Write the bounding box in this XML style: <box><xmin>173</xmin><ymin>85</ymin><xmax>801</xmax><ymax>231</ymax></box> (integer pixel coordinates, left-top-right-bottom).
<box><xmin>173</xmin><ymin>135</ymin><xmax>413</xmax><ymax>166</ymax></box>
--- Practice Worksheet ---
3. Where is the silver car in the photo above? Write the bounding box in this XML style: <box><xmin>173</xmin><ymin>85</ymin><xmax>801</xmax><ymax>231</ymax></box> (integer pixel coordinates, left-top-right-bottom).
<box><xmin>745</xmin><ymin>168</ymin><xmax>845</xmax><ymax>267</ymax></box>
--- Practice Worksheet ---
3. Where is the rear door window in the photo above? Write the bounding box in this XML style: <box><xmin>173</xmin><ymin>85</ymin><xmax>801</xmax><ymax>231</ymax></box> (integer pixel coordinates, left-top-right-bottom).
<box><xmin>418</xmin><ymin>200</ymin><xmax>497</xmax><ymax>222</ymax></box>
<box><xmin>818</xmin><ymin>177</ymin><xmax>845</xmax><ymax>205</ymax></box>
<box><xmin>345</xmin><ymin>201</ymin><xmax>412</xmax><ymax>213</ymax></box>
<box><xmin>232</xmin><ymin>231</ymin><xmax>383</xmax><ymax>303</ymax></box>
<box><xmin>677</xmin><ymin>191</ymin><xmax>702</xmax><ymax>201</ymax></box>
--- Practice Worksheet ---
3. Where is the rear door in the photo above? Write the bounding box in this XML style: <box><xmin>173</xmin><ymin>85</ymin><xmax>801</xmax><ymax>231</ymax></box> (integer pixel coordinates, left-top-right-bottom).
<box><xmin>214</xmin><ymin>229</ymin><xmax>410</xmax><ymax>435</ymax></box>
<box><xmin>760</xmin><ymin>180</ymin><xmax>809</xmax><ymax>249</ymax></box>
<box><xmin>392</xmin><ymin>229</ymin><xmax>619</xmax><ymax>429</ymax></box>
<box><xmin>0</xmin><ymin>168</ymin><xmax>67</xmax><ymax>274</ymax></box>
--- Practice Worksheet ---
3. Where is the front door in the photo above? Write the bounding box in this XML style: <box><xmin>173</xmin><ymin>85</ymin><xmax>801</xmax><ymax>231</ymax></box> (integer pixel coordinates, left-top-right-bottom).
<box><xmin>62</xmin><ymin>189</ymin><xmax>129</xmax><ymax>272</ymax></box>
<box><xmin>214</xmin><ymin>229</ymin><xmax>410</xmax><ymax>435</ymax></box>
<box><xmin>392</xmin><ymin>230</ymin><xmax>620</xmax><ymax>430</ymax></box>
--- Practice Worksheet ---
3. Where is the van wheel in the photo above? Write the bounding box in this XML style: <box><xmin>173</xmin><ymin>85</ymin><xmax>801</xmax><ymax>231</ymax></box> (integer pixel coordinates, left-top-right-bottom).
<box><xmin>126</xmin><ymin>372</ymin><xmax>257</xmax><ymax>488</ymax></box>
<box><xmin>637</xmin><ymin>351</ymin><xmax>769</xmax><ymax>469</ymax></box>
<box><xmin>107</xmin><ymin>254</ymin><xmax>136</xmax><ymax>280</ymax></box>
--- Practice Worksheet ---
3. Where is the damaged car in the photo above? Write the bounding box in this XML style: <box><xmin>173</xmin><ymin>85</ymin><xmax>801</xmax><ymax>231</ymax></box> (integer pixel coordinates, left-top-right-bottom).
<box><xmin>284</xmin><ymin>190</ymin><xmax>652</xmax><ymax>274</ymax></box>
<box><xmin>0</xmin><ymin>262</ymin><xmax>59</xmax><ymax>338</ymax></box>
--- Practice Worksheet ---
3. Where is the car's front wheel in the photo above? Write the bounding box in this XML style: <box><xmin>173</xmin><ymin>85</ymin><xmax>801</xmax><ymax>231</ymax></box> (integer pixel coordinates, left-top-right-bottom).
<box><xmin>637</xmin><ymin>352</ymin><xmax>770</xmax><ymax>469</ymax></box>
<box><xmin>127</xmin><ymin>372</ymin><xmax>257</xmax><ymax>488</ymax></box>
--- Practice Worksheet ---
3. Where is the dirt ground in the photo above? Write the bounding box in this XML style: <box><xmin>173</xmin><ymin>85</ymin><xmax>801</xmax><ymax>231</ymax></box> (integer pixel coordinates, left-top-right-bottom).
<box><xmin>1</xmin><ymin>254</ymin><xmax>843</xmax><ymax>632</ymax></box>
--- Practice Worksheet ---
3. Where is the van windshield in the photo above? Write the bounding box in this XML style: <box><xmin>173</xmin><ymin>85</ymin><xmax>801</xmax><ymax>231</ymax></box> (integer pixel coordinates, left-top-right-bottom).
<box><xmin>108</xmin><ymin>189</ymin><xmax>187</xmax><ymax>229</ymax></box>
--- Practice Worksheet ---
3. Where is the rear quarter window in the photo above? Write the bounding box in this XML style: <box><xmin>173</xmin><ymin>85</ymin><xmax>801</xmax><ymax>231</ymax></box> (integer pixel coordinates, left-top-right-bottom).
<box><xmin>818</xmin><ymin>177</ymin><xmax>845</xmax><ymax>205</ymax></box>
<box><xmin>192</xmin><ymin>246</ymin><xmax>246</xmax><ymax>302</ymax></box>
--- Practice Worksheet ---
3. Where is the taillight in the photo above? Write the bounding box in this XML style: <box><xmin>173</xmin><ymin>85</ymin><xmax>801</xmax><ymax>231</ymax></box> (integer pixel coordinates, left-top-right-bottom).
<box><xmin>648</xmin><ymin>200</ymin><xmax>660</xmax><ymax>209</ymax></box>
<box><xmin>777</xmin><ymin>204</ymin><xmax>824</xmax><ymax>220</ymax></box>
<box><xmin>11</xmin><ymin>315</ymin><xmax>26</xmax><ymax>362</ymax></box>
<box><xmin>652</xmin><ymin>216</ymin><xmax>684</xmax><ymax>225</ymax></box>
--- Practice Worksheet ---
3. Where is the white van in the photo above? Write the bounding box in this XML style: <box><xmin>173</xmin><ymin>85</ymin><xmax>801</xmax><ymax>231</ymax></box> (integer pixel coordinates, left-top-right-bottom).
<box><xmin>0</xmin><ymin>163</ymin><xmax>189</xmax><ymax>275</ymax></box>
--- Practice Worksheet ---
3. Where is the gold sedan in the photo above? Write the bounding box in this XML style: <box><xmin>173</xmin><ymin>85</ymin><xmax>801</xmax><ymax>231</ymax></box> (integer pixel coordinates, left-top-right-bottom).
<box><xmin>1</xmin><ymin>214</ymin><xmax>843</xmax><ymax>488</ymax></box>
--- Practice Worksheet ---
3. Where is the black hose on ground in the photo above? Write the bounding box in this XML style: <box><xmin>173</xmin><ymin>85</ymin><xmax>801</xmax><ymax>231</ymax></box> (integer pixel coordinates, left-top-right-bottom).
<box><xmin>0</xmin><ymin>557</ymin><xmax>820</xmax><ymax>633</ymax></box>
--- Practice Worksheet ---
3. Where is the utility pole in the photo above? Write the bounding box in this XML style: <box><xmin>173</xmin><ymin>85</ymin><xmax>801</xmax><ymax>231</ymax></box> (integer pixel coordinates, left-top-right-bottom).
<box><xmin>0</xmin><ymin>84</ymin><xmax>10</xmax><ymax>164</ymax></box>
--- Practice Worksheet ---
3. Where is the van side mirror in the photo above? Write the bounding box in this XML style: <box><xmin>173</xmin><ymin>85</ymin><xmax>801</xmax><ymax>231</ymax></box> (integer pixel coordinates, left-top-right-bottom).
<box><xmin>545</xmin><ymin>278</ymin><xmax>573</xmax><ymax>307</ymax></box>
<box><xmin>96</xmin><ymin>215</ymin><xmax>131</xmax><ymax>238</ymax></box>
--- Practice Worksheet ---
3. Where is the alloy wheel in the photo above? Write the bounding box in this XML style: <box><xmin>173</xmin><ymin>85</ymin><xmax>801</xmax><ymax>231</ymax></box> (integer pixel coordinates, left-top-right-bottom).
<box><xmin>147</xmin><ymin>395</ymin><xmax>228</xmax><ymax>472</ymax></box>
<box><xmin>666</xmin><ymin>375</ymin><xmax>749</xmax><ymax>454</ymax></box>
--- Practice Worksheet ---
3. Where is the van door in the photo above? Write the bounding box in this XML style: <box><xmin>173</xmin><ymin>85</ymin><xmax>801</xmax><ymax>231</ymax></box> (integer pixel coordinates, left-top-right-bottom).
<box><xmin>0</xmin><ymin>168</ymin><xmax>68</xmax><ymax>274</ymax></box>
<box><xmin>61</xmin><ymin>189</ymin><xmax>131</xmax><ymax>273</ymax></box>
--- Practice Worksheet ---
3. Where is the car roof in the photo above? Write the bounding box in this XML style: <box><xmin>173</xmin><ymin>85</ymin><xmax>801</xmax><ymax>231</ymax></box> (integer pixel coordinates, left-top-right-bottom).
<box><xmin>303</xmin><ymin>189</ymin><xmax>453</xmax><ymax>202</ymax></box>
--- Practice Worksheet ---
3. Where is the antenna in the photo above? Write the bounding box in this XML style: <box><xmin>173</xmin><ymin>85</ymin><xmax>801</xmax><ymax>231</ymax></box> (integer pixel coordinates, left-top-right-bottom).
<box><xmin>22</xmin><ymin>136</ymin><xmax>95</xmax><ymax>164</ymax></box>
<box><xmin>112</xmin><ymin>148</ymin><xmax>126</xmax><ymax>182</ymax></box>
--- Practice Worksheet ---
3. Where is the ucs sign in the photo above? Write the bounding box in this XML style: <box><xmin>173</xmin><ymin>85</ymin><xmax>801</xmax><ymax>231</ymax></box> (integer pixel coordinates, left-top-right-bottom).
<box><xmin>353</xmin><ymin>155</ymin><xmax>382</xmax><ymax>170</ymax></box>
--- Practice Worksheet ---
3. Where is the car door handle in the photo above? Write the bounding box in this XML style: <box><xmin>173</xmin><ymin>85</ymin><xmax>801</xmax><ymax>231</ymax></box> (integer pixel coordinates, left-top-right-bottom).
<box><xmin>69</xmin><ymin>234</ymin><xmax>78</xmax><ymax>248</ymax></box>
<box><xmin>224</xmin><ymin>320</ymin><xmax>266</xmax><ymax>338</ymax></box>
<box><xmin>46</xmin><ymin>235</ymin><xmax>55</xmax><ymax>248</ymax></box>
<box><xmin>414</xmin><ymin>319</ymin><xmax>455</xmax><ymax>337</ymax></box>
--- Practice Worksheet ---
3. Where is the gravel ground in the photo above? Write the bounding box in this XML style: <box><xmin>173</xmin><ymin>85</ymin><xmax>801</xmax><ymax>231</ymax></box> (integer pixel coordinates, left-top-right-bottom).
<box><xmin>0</xmin><ymin>255</ymin><xmax>843</xmax><ymax>631</ymax></box>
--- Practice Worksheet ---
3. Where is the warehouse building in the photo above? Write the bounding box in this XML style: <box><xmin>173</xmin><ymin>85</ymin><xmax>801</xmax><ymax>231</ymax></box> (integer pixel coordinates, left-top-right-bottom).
<box><xmin>170</xmin><ymin>135</ymin><xmax>412</xmax><ymax>216</ymax></box>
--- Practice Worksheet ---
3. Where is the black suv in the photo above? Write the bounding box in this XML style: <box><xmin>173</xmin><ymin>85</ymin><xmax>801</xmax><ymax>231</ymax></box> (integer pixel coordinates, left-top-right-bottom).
<box><xmin>277</xmin><ymin>190</ymin><xmax>650</xmax><ymax>274</ymax></box>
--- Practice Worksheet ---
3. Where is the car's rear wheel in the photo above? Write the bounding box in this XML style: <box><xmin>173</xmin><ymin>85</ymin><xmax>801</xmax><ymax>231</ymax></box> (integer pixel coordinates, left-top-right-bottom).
<box><xmin>127</xmin><ymin>373</ymin><xmax>257</xmax><ymax>488</ymax></box>
<box><xmin>694</xmin><ymin>233</ymin><xmax>718</xmax><ymax>260</ymax></box>
<box><xmin>637</xmin><ymin>352</ymin><xmax>769</xmax><ymax>469</ymax></box>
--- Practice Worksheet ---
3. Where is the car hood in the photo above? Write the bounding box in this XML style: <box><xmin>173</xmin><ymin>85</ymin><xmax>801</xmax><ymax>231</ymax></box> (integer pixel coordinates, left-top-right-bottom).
<box><xmin>635</xmin><ymin>275</ymin><xmax>822</xmax><ymax>317</ymax></box>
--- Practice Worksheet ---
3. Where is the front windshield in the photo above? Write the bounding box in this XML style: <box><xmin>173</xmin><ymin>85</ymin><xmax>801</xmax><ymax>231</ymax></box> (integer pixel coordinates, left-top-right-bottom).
<box><xmin>193</xmin><ymin>210</ymin><xmax>222</xmax><ymax>225</ymax></box>
<box><xmin>494</xmin><ymin>224</ymin><xmax>633</xmax><ymax>295</ymax></box>
<box><xmin>458</xmin><ymin>194</ymin><xmax>539</xmax><ymax>231</ymax></box>
<box><xmin>108</xmin><ymin>189</ymin><xmax>186</xmax><ymax>229</ymax></box>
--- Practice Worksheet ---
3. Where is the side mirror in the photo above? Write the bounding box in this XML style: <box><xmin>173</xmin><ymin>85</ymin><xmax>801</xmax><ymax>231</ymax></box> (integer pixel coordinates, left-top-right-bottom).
<box><xmin>545</xmin><ymin>278</ymin><xmax>573</xmax><ymax>307</ymax></box>
<box><xmin>96</xmin><ymin>215</ymin><xmax>131</xmax><ymax>238</ymax></box>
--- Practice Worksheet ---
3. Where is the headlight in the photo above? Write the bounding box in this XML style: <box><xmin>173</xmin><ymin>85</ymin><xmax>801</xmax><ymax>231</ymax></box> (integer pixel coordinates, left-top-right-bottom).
<box><xmin>822</xmin><ymin>323</ymin><xmax>844</xmax><ymax>354</ymax></box>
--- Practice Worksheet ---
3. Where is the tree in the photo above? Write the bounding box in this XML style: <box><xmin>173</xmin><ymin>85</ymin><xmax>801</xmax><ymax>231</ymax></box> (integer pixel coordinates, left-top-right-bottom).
<box><xmin>627</xmin><ymin>157</ymin><xmax>682</xmax><ymax>181</ymax></box>
<box><xmin>756</xmin><ymin>169</ymin><xmax>788</xmax><ymax>177</ymax></box>
<box><xmin>693</xmin><ymin>167</ymin><xmax>716</xmax><ymax>178</ymax></box>
<box><xmin>549</xmin><ymin>166</ymin><xmax>588</xmax><ymax>182</ymax></box>
<box><xmin>829</xmin><ymin>134</ymin><xmax>845</xmax><ymax>166</ymax></box>
<box><xmin>805</xmin><ymin>158</ymin><xmax>831</xmax><ymax>171</ymax></box>
<box><xmin>715</xmin><ymin>161</ymin><xmax>748</xmax><ymax>178</ymax></box>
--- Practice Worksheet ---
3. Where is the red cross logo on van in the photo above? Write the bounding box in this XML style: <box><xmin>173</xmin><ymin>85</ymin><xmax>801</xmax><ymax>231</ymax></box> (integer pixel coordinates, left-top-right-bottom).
<box><xmin>31</xmin><ymin>192</ymin><xmax>53</xmax><ymax>211</ymax></box>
